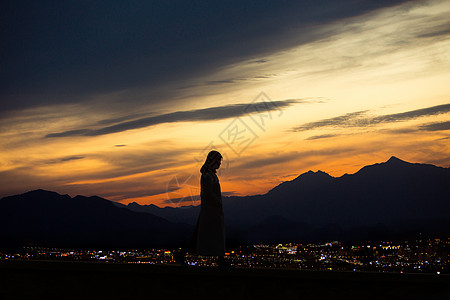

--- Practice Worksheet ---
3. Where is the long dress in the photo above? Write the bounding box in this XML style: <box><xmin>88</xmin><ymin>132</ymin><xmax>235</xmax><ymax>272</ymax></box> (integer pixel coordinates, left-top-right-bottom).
<box><xmin>194</xmin><ymin>170</ymin><xmax>225</xmax><ymax>256</ymax></box>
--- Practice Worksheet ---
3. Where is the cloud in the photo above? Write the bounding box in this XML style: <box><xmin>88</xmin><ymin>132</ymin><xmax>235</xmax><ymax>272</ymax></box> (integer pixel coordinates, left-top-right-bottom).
<box><xmin>46</xmin><ymin>99</ymin><xmax>302</xmax><ymax>137</ymax></box>
<box><xmin>0</xmin><ymin>144</ymin><xmax>200</xmax><ymax>199</ymax></box>
<box><xmin>381</xmin><ymin>120</ymin><xmax>450</xmax><ymax>135</ymax></box>
<box><xmin>83</xmin><ymin>147</ymin><xmax>196</xmax><ymax>182</ymax></box>
<box><xmin>206</xmin><ymin>80</ymin><xmax>236</xmax><ymax>85</ymax></box>
<box><xmin>305</xmin><ymin>134</ymin><xmax>341</xmax><ymax>140</ymax></box>
<box><xmin>95</xmin><ymin>113</ymin><xmax>153</xmax><ymax>126</ymax></box>
<box><xmin>419</xmin><ymin>121</ymin><xmax>450</xmax><ymax>131</ymax></box>
<box><xmin>382</xmin><ymin>128</ymin><xmax>418</xmax><ymax>134</ymax></box>
<box><xmin>248</xmin><ymin>59</ymin><xmax>268</xmax><ymax>64</ymax></box>
<box><xmin>45</xmin><ymin>155</ymin><xmax>85</xmax><ymax>164</ymax></box>
<box><xmin>369</xmin><ymin>103</ymin><xmax>450</xmax><ymax>124</ymax></box>
<box><xmin>292</xmin><ymin>103</ymin><xmax>450</xmax><ymax>131</ymax></box>
<box><xmin>59</xmin><ymin>155</ymin><xmax>85</xmax><ymax>162</ymax></box>
<box><xmin>0</xmin><ymin>0</ymin><xmax>412</xmax><ymax>114</ymax></box>
<box><xmin>292</xmin><ymin>111</ymin><xmax>368</xmax><ymax>131</ymax></box>
<box><xmin>417</xmin><ymin>21</ymin><xmax>450</xmax><ymax>38</ymax></box>
<box><xmin>0</xmin><ymin>145</ymin><xmax>202</xmax><ymax>200</ymax></box>
<box><xmin>46</xmin><ymin>129</ymin><xmax>92</xmax><ymax>138</ymax></box>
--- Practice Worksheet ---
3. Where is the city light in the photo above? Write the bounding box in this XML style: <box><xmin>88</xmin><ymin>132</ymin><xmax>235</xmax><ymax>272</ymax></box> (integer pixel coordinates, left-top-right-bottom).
<box><xmin>1</xmin><ymin>237</ymin><xmax>448</xmax><ymax>274</ymax></box>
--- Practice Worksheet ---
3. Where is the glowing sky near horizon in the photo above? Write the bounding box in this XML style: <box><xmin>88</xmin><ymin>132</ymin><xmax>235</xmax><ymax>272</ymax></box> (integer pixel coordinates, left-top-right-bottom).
<box><xmin>1</xmin><ymin>0</ymin><xmax>449</xmax><ymax>206</ymax></box>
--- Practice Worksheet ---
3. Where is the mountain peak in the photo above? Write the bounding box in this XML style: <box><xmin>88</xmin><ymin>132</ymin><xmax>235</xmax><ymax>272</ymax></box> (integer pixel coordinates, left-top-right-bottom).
<box><xmin>295</xmin><ymin>170</ymin><xmax>333</xmax><ymax>181</ymax></box>
<box><xmin>266</xmin><ymin>170</ymin><xmax>333</xmax><ymax>195</ymax></box>
<box><xmin>386</xmin><ymin>156</ymin><xmax>407</xmax><ymax>164</ymax></box>
<box><xmin>19</xmin><ymin>189</ymin><xmax>71</xmax><ymax>201</ymax></box>
<box><xmin>24</xmin><ymin>189</ymin><xmax>59</xmax><ymax>196</ymax></box>
<box><xmin>129</xmin><ymin>201</ymin><xmax>145</xmax><ymax>207</ymax></box>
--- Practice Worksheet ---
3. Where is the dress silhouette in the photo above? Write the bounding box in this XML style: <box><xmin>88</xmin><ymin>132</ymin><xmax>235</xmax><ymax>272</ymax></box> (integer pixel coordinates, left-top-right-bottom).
<box><xmin>194</xmin><ymin>150</ymin><xmax>226</xmax><ymax>257</ymax></box>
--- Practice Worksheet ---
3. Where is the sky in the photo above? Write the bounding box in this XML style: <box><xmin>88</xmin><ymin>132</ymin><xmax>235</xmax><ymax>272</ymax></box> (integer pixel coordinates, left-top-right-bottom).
<box><xmin>1</xmin><ymin>0</ymin><xmax>449</xmax><ymax>207</ymax></box>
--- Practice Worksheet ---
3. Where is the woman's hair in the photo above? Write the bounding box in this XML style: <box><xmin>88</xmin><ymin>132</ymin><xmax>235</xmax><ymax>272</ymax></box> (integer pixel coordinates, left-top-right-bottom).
<box><xmin>200</xmin><ymin>150</ymin><xmax>222</xmax><ymax>174</ymax></box>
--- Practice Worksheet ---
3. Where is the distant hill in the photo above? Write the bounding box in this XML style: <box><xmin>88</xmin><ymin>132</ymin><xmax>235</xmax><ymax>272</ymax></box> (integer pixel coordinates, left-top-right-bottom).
<box><xmin>124</xmin><ymin>156</ymin><xmax>450</xmax><ymax>244</ymax></box>
<box><xmin>118</xmin><ymin>202</ymin><xmax>201</xmax><ymax>225</ymax></box>
<box><xmin>0</xmin><ymin>190</ymin><xmax>193</xmax><ymax>251</ymax></box>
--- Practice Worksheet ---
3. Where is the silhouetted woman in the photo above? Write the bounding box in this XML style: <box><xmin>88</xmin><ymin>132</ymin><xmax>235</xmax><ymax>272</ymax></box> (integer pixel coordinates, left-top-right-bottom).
<box><xmin>195</xmin><ymin>150</ymin><xmax>226</xmax><ymax>261</ymax></box>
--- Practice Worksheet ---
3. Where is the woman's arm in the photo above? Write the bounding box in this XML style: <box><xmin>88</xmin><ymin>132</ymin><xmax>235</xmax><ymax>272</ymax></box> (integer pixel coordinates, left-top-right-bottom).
<box><xmin>201</xmin><ymin>173</ymin><xmax>222</xmax><ymax>208</ymax></box>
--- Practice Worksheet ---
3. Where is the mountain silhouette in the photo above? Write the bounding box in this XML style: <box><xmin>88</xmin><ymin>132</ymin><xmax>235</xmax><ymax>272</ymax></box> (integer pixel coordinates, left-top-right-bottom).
<box><xmin>0</xmin><ymin>189</ymin><xmax>193</xmax><ymax>251</ymax></box>
<box><xmin>124</xmin><ymin>156</ymin><xmax>450</xmax><ymax>244</ymax></box>
<box><xmin>1</xmin><ymin>156</ymin><xmax>449</xmax><ymax>249</ymax></box>
<box><xmin>246</xmin><ymin>156</ymin><xmax>449</xmax><ymax>225</ymax></box>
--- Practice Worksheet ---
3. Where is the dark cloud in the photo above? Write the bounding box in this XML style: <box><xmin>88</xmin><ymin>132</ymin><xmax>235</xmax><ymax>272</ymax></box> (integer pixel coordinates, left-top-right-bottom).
<box><xmin>1</xmin><ymin>0</ymin><xmax>411</xmax><ymax>113</ymax></box>
<box><xmin>96</xmin><ymin>113</ymin><xmax>152</xmax><ymax>126</ymax></box>
<box><xmin>206</xmin><ymin>80</ymin><xmax>236</xmax><ymax>85</ymax></box>
<box><xmin>60</xmin><ymin>155</ymin><xmax>85</xmax><ymax>162</ymax></box>
<box><xmin>417</xmin><ymin>22</ymin><xmax>450</xmax><ymax>38</ymax></box>
<box><xmin>293</xmin><ymin>111</ymin><xmax>368</xmax><ymax>131</ymax></box>
<box><xmin>293</xmin><ymin>103</ymin><xmax>450</xmax><ymax>131</ymax></box>
<box><xmin>369</xmin><ymin>103</ymin><xmax>450</xmax><ymax>124</ymax></box>
<box><xmin>45</xmin><ymin>155</ymin><xmax>85</xmax><ymax>164</ymax></box>
<box><xmin>381</xmin><ymin>120</ymin><xmax>450</xmax><ymax>135</ymax></box>
<box><xmin>305</xmin><ymin>134</ymin><xmax>340</xmax><ymax>140</ymax></box>
<box><xmin>47</xmin><ymin>129</ymin><xmax>92</xmax><ymax>138</ymax></box>
<box><xmin>382</xmin><ymin>128</ymin><xmax>417</xmax><ymax>134</ymax></box>
<box><xmin>46</xmin><ymin>99</ymin><xmax>301</xmax><ymax>137</ymax></box>
<box><xmin>248</xmin><ymin>59</ymin><xmax>268</xmax><ymax>64</ymax></box>
<box><xmin>419</xmin><ymin>121</ymin><xmax>450</xmax><ymax>131</ymax></box>
<box><xmin>253</xmin><ymin>75</ymin><xmax>275</xmax><ymax>79</ymax></box>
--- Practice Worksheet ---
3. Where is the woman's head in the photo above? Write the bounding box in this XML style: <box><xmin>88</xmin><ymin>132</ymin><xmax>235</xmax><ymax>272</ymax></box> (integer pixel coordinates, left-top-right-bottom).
<box><xmin>200</xmin><ymin>150</ymin><xmax>222</xmax><ymax>173</ymax></box>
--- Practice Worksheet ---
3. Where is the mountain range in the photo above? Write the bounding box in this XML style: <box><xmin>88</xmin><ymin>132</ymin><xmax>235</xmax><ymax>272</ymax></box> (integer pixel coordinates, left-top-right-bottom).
<box><xmin>117</xmin><ymin>156</ymin><xmax>450</xmax><ymax>244</ymax></box>
<box><xmin>0</xmin><ymin>190</ymin><xmax>193</xmax><ymax>250</ymax></box>
<box><xmin>1</xmin><ymin>156</ymin><xmax>449</xmax><ymax>250</ymax></box>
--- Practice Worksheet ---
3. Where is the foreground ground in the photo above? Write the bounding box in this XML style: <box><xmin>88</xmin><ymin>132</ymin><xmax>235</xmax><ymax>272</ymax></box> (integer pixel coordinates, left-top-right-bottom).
<box><xmin>0</xmin><ymin>260</ymin><xmax>448</xmax><ymax>300</ymax></box>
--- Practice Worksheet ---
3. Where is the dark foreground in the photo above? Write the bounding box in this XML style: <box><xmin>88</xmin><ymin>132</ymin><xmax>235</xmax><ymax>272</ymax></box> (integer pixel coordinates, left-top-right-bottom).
<box><xmin>0</xmin><ymin>260</ymin><xmax>449</xmax><ymax>300</ymax></box>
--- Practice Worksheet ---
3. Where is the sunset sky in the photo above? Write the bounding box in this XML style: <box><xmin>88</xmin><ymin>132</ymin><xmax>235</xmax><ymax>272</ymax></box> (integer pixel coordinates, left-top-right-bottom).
<box><xmin>1</xmin><ymin>0</ymin><xmax>449</xmax><ymax>207</ymax></box>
